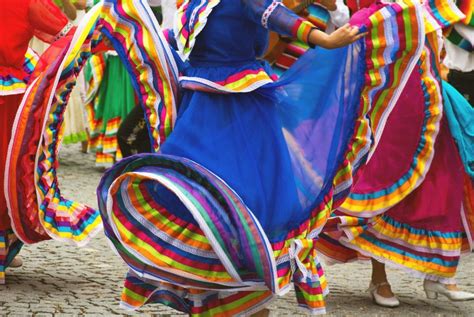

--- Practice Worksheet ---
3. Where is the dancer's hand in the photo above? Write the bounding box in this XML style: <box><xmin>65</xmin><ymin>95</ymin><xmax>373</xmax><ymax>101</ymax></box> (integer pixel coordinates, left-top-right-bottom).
<box><xmin>325</xmin><ymin>24</ymin><xmax>367</xmax><ymax>48</ymax></box>
<box><xmin>310</xmin><ymin>24</ymin><xmax>367</xmax><ymax>49</ymax></box>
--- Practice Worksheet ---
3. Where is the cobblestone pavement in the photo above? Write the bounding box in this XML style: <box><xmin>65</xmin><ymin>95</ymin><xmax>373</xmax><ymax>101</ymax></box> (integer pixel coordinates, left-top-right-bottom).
<box><xmin>1</xmin><ymin>144</ymin><xmax>474</xmax><ymax>316</ymax></box>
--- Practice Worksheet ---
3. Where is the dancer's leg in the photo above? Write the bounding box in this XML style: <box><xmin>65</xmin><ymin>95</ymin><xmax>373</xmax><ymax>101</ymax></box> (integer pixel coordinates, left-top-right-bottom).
<box><xmin>370</xmin><ymin>259</ymin><xmax>395</xmax><ymax>298</ymax></box>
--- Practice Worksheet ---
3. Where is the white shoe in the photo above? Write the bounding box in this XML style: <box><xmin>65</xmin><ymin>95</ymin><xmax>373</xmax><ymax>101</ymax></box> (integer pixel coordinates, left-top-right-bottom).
<box><xmin>424</xmin><ymin>280</ymin><xmax>474</xmax><ymax>301</ymax></box>
<box><xmin>9</xmin><ymin>256</ymin><xmax>23</xmax><ymax>268</ymax></box>
<box><xmin>368</xmin><ymin>282</ymin><xmax>400</xmax><ymax>308</ymax></box>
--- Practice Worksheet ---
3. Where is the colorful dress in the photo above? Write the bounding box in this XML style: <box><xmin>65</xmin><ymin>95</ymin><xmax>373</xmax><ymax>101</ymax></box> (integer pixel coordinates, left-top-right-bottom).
<box><xmin>95</xmin><ymin>0</ymin><xmax>425</xmax><ymax>314</ymax></box>
<box><xmin>81</xmin><ymin>0</ymin><xmax>138</xmax><ymax>166</ymax></box>
<box><xmin>10</xmin><ymin>0</ymin><xmax>425</xmax><ymax>314</ymax></box>
<box><xmin>0</xmin><ymin>0</ymin><xmax>72</xmax><ymax>284</ymax></box>
<box><xmin>2</xmin><ymin>0</ymin><xmax>103</xmax><ymax>285</ymax></box>
<box><xmin>86</xmin><ymin>51</ymin><xmax>137</xmax><ymax>166</ymax></box>
<box><xmin>316</xmin><ymin>0</ymin><xmax>474</xmax><ymax>284</ymax></box>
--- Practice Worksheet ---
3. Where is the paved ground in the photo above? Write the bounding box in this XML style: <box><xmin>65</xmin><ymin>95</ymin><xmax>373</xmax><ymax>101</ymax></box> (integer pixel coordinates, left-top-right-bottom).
<box><xmin>1</xmin><ymin>143</ymin><xmax>474</xmax><ymax>316</ymax></box>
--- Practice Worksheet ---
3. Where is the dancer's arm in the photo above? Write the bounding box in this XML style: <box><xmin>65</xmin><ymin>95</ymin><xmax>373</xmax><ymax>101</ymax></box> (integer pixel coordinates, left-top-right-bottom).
<box><xmin>161</xmin><ymin>0</ymin><xmax>177</xmax><ymax>29</ymax></box>
<box><xmin>242</xmin><ymin>0</ymin><xmax>365</xmax><ymax>48</ymax></box>
<box><xmin>29</xmin><ymin>0</ymin><xmax>74</xmax><ymax>43</ymax></box>
<box><xmin>59</xmin><ymin>0</ymin><xmax>78</xmax><ymax>20</ymax></box>
<box><xmin>28</xmin><ymin>0</ymin><xmax>76</xmax><ymax>77</ymax></box>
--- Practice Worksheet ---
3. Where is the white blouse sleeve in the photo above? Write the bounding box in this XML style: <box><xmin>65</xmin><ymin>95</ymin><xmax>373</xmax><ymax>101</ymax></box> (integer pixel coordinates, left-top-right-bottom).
<box><xmin>161</xmin><ymin>0</ymin><xmax>176</xmax><ymax>28</ymax></box>
<box><xmin>329</xmin><ymin>0</ymin><xmax>350</xmax><ymax>28</ymax></box>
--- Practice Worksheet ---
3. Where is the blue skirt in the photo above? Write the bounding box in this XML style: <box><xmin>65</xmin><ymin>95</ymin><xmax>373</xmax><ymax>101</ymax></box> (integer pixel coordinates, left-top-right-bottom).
<box><xmin>138</xmin><ymin>43</ymin><xmax>366</xmax><ymax>243</ymax></box>
<box><xmin>160</xmin><ymin>89</ymin><xmax>301</xmax><ymax>242</ymax></box>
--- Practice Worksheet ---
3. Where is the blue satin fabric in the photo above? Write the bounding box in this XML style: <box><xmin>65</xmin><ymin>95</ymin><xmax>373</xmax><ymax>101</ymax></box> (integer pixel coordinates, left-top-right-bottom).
<box><xmin>442</xmin><ymin>81</ymin><xmax>474</xmax><ymax>179</ymax></box>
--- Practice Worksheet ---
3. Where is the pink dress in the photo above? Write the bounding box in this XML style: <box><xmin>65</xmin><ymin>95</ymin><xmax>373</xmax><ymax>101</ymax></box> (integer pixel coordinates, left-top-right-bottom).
<box><xmin>316</xmin><ymin>1</ymin><xmax>474</xmax><ymax>282</ymax></box>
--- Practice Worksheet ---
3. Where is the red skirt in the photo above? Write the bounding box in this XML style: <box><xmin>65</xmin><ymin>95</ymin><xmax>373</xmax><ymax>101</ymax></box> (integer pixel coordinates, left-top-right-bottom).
<box><xmin>0</xmin><ymin>93</ymin><xmax>23</xmax><ymax>230</ymax></box>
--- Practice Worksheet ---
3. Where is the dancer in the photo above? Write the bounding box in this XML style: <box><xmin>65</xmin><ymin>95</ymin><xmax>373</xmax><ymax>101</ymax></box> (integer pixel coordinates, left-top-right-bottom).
<box><xmin>0</xmin><ymin>0</ymin><xmax>74</xmax><ymax>283</ymax></box>
<box><xmin>92</xmin><ymin>0</ymin><xmax>426</xmax><ymax>315</ymax></box>
<box><xmin>316</xmin><ymin>0</ymin><xmax>474</xmax><ymax>308</ymax></box>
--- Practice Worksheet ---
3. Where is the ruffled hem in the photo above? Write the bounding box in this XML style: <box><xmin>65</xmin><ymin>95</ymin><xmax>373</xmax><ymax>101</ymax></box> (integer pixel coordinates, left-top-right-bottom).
<box><xmin>339</xmin><ymin>240</ymin><xmax>459</xmax><ymax>284</ymax></box>
<box><xmin>423</xmin><ymin>0</ymin><xmax>466</xmax><ymax>29</ymax></box>
<box><xmin>0</xmin><ymin>48</ymin><xmax>39</xmax><ymax>96</ymax></box>
<box><xmin>98</xmin><ymin>154</ymin><xmax>330</xmax><ymax>315</ymax></box>
<box><xmin>5</xmin><ymin>6</ymin><xmax>103</xmax><ymax>246</ymax></box>
<box><xmin>62</xmin><ymin>131</ymin><xmax>88</xmax><ymax>145</ymax></box>
<box><xmin>180</xmin><ymin>62</ymin><xmax>277</xmax><ymax>94</ymax></box>
<box><xmin>101</xmin><ymin>0</ymin><xmax>179</xmax><ymax>152</ymax></box>
<box><xmin>93</xmin><ymin>151</ymin><xmax>121</xmax><ymax>167</ymax></box>
<box><xmin>88</xmin><ymin>117</ymin><xmax>122</xmax><ymax>150</ymax></box>
<box><xmin>339</xmin><ymin>0</ymin><xmax>467</xmax><ymax>215</ymax></box>
<box><xmin>339</xmin><ymin>43</ymin><xmax>440</xmax><ymax>215</ymax></box>
<box><xmin>321</xmin><ymin>214</ymin><xmax>465</xmax><ymax>281</ymax></box>
<box><xmin>0</xmin><ymin>230</ymin><xmax>23</xmax><ymax>284</ymax></box>
<box><xmin>88</xmin><ymin>125</ymin><xmax>123</xmax><ymax>166</ymax></box>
